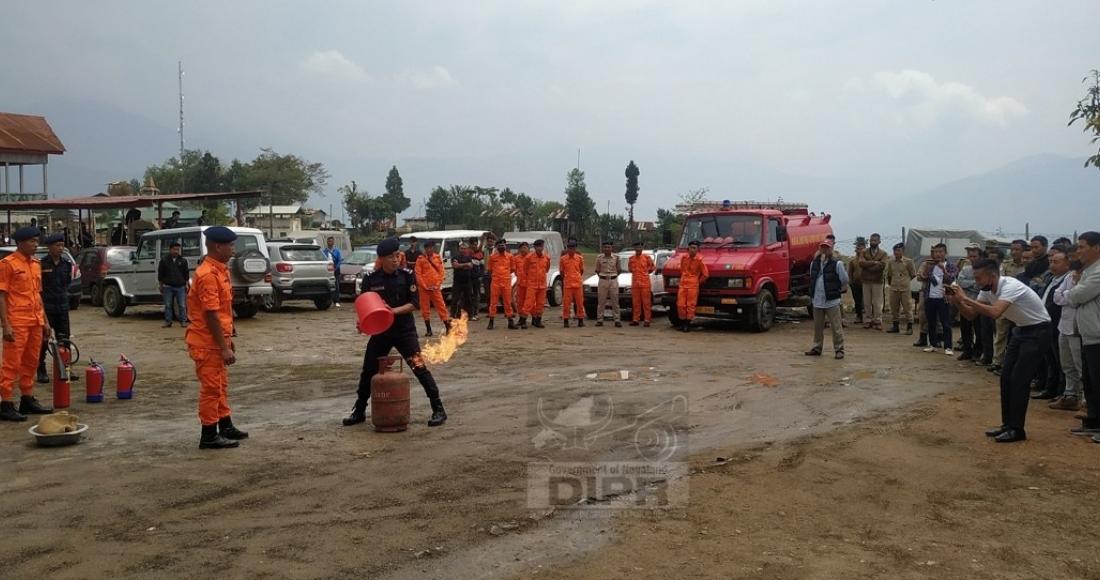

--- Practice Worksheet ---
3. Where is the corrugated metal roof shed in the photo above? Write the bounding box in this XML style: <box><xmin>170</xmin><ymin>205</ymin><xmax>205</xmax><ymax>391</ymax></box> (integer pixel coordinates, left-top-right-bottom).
<box><xmin>0</xmin><ymin>113</ymin><xmax>66</xmax><ymax>155</ymax></box>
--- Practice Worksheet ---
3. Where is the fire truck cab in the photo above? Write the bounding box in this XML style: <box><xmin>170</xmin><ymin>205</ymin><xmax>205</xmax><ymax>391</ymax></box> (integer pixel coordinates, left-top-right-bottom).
<box><xmin>660</xmin><ymin>201</ymin><xmax>833</xmax><ymax>332</ymax></box>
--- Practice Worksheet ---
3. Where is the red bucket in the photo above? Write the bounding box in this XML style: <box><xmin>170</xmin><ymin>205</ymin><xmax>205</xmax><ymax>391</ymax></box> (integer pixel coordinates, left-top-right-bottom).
<box><xmin>355</xmin><ymin>292</ymin><xmax>394</xmax><ymax>335</ymax></box>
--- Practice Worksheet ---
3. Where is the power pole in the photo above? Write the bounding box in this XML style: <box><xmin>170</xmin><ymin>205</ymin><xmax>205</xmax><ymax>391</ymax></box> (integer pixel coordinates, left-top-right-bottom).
<box><xmin>178</xmin><ymin>60</ymin><xmax>186</xmax><ymax>193</ymax></box>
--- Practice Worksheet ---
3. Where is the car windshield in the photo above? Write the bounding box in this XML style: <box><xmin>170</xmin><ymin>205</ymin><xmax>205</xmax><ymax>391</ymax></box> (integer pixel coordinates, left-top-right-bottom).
<box><xmin>280</xmin><ymin>247</ymin><xmax>326</xmax><ymax>262</ymax></box>
<box><xmin>345</xmin><ymin>249</ymin><xmax>377</xmax><ymax>265</ymax></box>
<box><xmin>679</xmin><ymin>215</ymin><xmax>763</xmax><ymax>247</ymax></box>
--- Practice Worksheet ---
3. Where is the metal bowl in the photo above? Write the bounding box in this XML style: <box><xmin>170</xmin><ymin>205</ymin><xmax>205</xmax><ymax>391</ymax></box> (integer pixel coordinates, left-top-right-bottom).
<box><xmin>29</xmin><ymin>423</ymin><xmax>88</xmax><ymax>447</ymax></box>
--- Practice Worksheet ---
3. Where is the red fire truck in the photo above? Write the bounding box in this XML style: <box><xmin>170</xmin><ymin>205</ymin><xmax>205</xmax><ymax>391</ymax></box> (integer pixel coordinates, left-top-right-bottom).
<box><xmin>660</xmin><ymin>201</ymin><xmax>833</xmax><ymax>331</ymax></box>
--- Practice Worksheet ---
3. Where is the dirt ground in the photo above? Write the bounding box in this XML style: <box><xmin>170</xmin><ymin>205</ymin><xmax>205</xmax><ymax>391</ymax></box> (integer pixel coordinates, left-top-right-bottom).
<box><xmin>2</xmin><ymin>300</ymin><xmax>1099</xmax><ymax>579</ymax></box>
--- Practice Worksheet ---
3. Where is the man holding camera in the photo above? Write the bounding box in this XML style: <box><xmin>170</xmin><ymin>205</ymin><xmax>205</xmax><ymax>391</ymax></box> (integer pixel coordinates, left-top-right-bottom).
<box><xmin>948</xmin><ymin>259</ymin><xmax>1051</xmax><ymax>443</ymax></box>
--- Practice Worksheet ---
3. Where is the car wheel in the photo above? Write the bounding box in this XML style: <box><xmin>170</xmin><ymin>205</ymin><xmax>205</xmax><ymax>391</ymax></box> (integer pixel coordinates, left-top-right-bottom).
<box><xmin>91</xmin><ymin>283</ymin><xmax>104</xmax><ymax>307</ymax></box>
<box><xmin>102</xmin><ymin>284</ymin><xmax>126</xmax><ymax>317</ymax></box>
<box><xmin>549</xmin><ymin>278</ymin><xmax>563</xmax><ymax>307</ymax></box>
<box><xmin>668</xmin><ymin>298</ymin><xmax>682</xmax><ymax>326</ymax></box>
<box><xmin>314</xmin><ymin>296</ymin><xmax>333</xmax><ymax>311</ymax></box>
<box><xmin>261</xmin><ymin>290</ymin><xmax>281</xmax><ymax>313</ymax></box>
<box><xmin>584</xmin><ymin>300</ymin><xmax>598</xmax><ymax>320</ymax></box>
<box><xmin>232</xmin><ymin>250</ymin><xmax>270</xmax><ymax>284</ymax></box>
<box><xmin>749</xmin><ymin>288</ymin><xmax>776</xmax><ymax>332</ymax></box>
<box><xmin>234</xmin><ymin>302</ymin><xmax>259</xmax><ymax>319</ymax></box>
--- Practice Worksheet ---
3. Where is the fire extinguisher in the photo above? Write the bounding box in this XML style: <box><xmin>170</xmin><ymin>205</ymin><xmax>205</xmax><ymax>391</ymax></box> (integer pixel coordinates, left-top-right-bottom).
<box><xmin>116</xmin><ymin>354</ymin><xmax>137</xmax><ymax>400</ymax></box>
<box><xmin>47</xmin><ymin>338</ymin><xmax>70</xmax><ymax>409</ymax></box>
<box><xmin>58</xmin><ymin>339</ymin><xmax>81</xmax><ymax>382</ymax></box>
<box><xmin>85</xmin><ymin>359</ymin><xmax>105</xmax><ymax>403</ymax></box>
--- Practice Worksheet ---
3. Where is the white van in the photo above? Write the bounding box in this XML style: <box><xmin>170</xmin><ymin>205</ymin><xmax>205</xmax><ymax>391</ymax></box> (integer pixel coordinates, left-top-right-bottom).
<box><xmin>399</xmin><ymin>230</ymin><xmax>492</xmax><ymax>294</ymax></box>
<box><xmin>102</xmin><ymin>226</ymin><xmax>273</xmax><ymax>319</ymax></box>
<box><xmin>504</xmin><ymin>231</ymin><xmax>564</xmax><ymax>307</ymax></box>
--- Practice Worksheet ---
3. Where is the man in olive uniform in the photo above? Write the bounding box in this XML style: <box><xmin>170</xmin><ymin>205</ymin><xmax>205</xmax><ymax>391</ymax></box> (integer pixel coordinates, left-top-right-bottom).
<box><xmin>847</xmin><ymin>237</ymin><xmax>866</xmax><ymax>325</ymax></box>
<box><xmin>344</xmin><ymin>238</ymin><xmax>447</xmax><ymax>427</ymax></box>
<box><xmin>36</xmin><ymin>234</ymin><xmax>75</xmax><ymax>384</ymax></box>
<box><xmin>884</xmin><ymin>242</ymin><xmax>916</xmax><ymax>334</ymax></box>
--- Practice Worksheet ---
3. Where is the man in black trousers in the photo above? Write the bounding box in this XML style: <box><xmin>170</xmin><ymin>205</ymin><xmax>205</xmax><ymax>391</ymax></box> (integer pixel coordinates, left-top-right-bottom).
<box><xmin>949</xmin><ymin>259</ymin><xmax>1052</xmax><ymax>443</ymax></box>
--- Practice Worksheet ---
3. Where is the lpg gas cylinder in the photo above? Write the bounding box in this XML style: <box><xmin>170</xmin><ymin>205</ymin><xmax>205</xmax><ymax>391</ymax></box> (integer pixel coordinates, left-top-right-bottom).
<box><xmin>370</xmin><ymin>356</ymin><xmax>410</xmax><ymax>432</ymax></box>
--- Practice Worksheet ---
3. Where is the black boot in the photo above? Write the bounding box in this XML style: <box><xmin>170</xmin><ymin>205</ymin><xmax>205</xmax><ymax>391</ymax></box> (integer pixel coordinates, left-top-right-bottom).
<box><xmin>424</xmin><ymin>321</ymin><xmax>433</xmax><ymax>338</ymax></box>
<box><xmin>533</xmin><ymin>317</ymin><xmax>545</xmax><ymax>328</ymax></box>
<box><xmin>37</xmin><ymin>365</ymin><xmax>50</xmax><ymax>384</ymax></box>
<box><xmin>518</xmin><ymin>316</ymin><xmax>528</xmax><ymax>329</ymax></box>
<box><xmin>199</xmin><ymin>423</ymin><xmax>239</xmax><ymax>449</ymax></box>
<box><xmin>912</xmin><ymin>332</ymin><xmax>928</xmax><ymax>347</ymax></box>
<box><xmin>218</xmin><ymin>416</ymin><xmax>249</xmax><ymax>440</ymax></box>
<box><xmin>342</xmin><ymin>402</ymin><xmax>367</xmax><ymax>426</ymax></box>
<box><xmin>487</xmin><ymin>318</ymin><xmax>495</xmax><ymax>330</ymax></box>
<box><xmin>0</xmin><ymin>401</ymin><xmax>26</xmax><ymax>422</ymax></box>
<box><xmin>577</xmin><ymin>318</ymin><xmax>585</xmax><ymax>327</ymax></box>
<box><xmin>886</xmin><ymin>322</ymin><xmax>900</xmax><ymax>334</ymax></box>
<box><xmin>444</xmin><ymin>320</ymin><xmax>453</xmax><ymax>335</ymax></box>
<box><xmin>428</xmin><ymin>398</ymin><xmax>447</xmax><ymax>427</ymax></box>
<box><xmin>507</xmin><ymin>317</ymin><xmax>517</xmax><ymax>330</ymax></box>
<box><xmin>681</xmin><ymin>323</ymin><xmax>691</xmax><ymax>333</ymax></box>
<box><xmin>19</xmin><ymin>395</ymin><xmax>52</xmax><ymax>415</ymax></box>
<box><xmin>905</xmin><ymin>323</ymin><xmax>913</xmax><ymax>336</ymax></box>
<box><xmin>563</xmin><ymin>319</ymin><xmax>570</xmax><ymax>328</ymax></box>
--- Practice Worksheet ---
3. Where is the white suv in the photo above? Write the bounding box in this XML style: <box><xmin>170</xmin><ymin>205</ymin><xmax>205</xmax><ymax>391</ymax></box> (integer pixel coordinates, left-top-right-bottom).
<box><xmin>101</xmin><ymin>226</ymin><xmax>272</xmax><ymax>319</ymax></box>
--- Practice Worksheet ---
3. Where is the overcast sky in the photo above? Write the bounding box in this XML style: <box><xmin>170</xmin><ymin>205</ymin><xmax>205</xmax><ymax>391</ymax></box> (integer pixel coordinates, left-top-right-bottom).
<box><xmin>2</xmin><ymin>0</ymin><xmax>1098</xmax><ymax>226</ymax></box>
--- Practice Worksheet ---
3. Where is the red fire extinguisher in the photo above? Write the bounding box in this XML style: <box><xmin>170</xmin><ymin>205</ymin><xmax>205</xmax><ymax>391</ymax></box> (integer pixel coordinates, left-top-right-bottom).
<box><xmin>48</xmin><ymin>338</ymin><xmax>70</xmax><ymax>409</ymax></box>
<box><xmin>85</xmin><ymin>359</ymin><xmax>105</xmax><ymax>403</ymax></box>
<box><xmin>116</xmin><ymin>354</ymin><xmax>136</xmax><ymax>400</ymax></box>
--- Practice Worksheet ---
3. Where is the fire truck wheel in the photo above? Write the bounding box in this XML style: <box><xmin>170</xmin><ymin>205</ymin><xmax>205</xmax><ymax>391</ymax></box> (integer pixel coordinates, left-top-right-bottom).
<box><xmin>668</xmin><ymin>307</ymin><xmax>683</xmax><ymax>327</ymax></box>
<box><xmin>749</xmin><ymin>288</ymin><xmax>776</xmax><ymax>332</ymax></box>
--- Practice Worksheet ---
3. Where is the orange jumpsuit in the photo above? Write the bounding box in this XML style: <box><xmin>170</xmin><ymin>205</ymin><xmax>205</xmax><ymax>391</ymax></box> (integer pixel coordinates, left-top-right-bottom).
<box><xmin>487</xmin><ymin>250</ymin><xmax>515</xmax><ymax>318</ymax></box>
<box><xmin>629</xmin><ymin>254</ymin><xmax>656</xmax><ymax>323</ymax></box>
<box><xmin>677</xmin><ymin>255</ymin><xmax>709</xmax><ymax>321</ymax></box>
<box><xmin>185</xmin><ymin>258</ymin><xmax>235</xmax><ymax>426</ymax></box>
<box><xmin>374</xmin><ymin>250</ymin><xmax>407</xmax><ymax>271</ymax></box>
<box><xmin>560</xmin><ymin>252</ymin><xmax>586</xmax><ymax>320</ymax></box>
<box><xmin>414</xmin><ymin>253</ymin><xmax>450</xmax><ymax>323</ymax></box>
<box><xmin>523</xmin><ymin>252</ymin><xmax>551</xmax><ymax>317</ymax></box>
<box><xmin>0</xmin><ymin>252</ymin><xmax>45</xmax><ymax>402</ymax></box>
<box><xmin>514</xmin><ymin>252</ymin><xmax>530</xmax><ymax>316</ymax></box>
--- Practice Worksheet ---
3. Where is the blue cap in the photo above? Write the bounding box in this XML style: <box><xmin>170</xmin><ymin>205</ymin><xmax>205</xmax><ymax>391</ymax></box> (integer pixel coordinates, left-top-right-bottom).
<box><xmin>567</xmin><ymin>238</ymin><xmax>578</xmax><ymax>247</ymax></box>
<box><xmin>377</xmin><ymin>238</ymin><xmax>400</xmax><ymax>257</ymax></box>
<box><xmin>43</xmin><ymin>233</ymin><xmax>65</xmax><ymax>245</ymax></box>
<box><xmin>204</xmin><ymin>226</ymin><xmax>238</xmax><ymax>244</ymax></box>
<box><xmin>12</xmin><ymin>226</ymin><xmax>40</xmax><ymax>243</ymax></box>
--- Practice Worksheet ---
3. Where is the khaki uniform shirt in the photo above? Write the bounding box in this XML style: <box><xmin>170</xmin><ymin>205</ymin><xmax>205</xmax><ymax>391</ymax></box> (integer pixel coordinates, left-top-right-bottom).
<box><xmin>594</xmin><ymin>254</ymin><xmax>619</xmax><ymax>278</ymax></box>
<box><xmin>885</xmin><ymin>257</ymin><xmax>916</xmax><ymax>290</ymax></box>
<box><xmin>1001</xmin><ymin>259</ymin><xmax>1026</xmax><ymax>279</ymax></box>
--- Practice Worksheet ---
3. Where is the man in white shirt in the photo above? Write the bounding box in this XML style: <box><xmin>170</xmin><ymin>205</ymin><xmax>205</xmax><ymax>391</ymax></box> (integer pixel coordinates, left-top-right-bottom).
<box><xmin>949</xmin><ymin>258</ymin><xmax>1052</xmax><ymax>443</ymax></box>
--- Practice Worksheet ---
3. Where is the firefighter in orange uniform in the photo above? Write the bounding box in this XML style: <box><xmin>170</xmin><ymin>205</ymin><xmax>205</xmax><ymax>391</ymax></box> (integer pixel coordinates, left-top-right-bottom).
<box><xmin>513</xmin><ymin>241</ymin><xmax>531</xmax><ymax>324</ymax></box>
<box><xmin>676</xmin><ymin>240</ymin><xmax>709</xmax><ymax>333</ymax></box>
<box><xmin>186</xmin><ymin>227</ymin><xmax>249</xmax><ymax>449</ymax></box>
<box><xmin>629</xmin><ymin>240</ymin><xmax>656</xmax><ymax>327</ymax></box>
<box><xmin>0</xmin><ymin>227</ymin><xmax>53</xmax><ymax>421</ymax></box>
<box><xmin>560</xmin><ymin>238</ymin><xmax>586</xmax><ymax>327</ymax></box>
<box><xmin>413</xmin><ymin>240</ymin><xmax>451</xmax><ymax>337</ymax></box>
<box><xmin>522</xmin><ymin>239</ymin><xmax>551</xmax><ymax>329</ymax></box>
<box><xmin>486</xmin><ymin>238</ymin><xmax>517</xmax><ymax>330</ymax></box>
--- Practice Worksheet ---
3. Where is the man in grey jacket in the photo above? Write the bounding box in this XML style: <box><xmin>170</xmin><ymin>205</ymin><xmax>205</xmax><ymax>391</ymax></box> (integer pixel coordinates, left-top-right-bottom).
<box><xmin>1068</xmin><ymin>231</ymin><xmax>1100</xmax><ymax>442</ymax></box>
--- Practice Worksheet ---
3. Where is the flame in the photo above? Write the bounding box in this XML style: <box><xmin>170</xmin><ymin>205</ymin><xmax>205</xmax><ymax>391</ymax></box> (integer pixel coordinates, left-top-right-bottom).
<box><xmin>422</xmin><ymin>312</ymin><xmax>469</xmax><ymax>364</ymax></box>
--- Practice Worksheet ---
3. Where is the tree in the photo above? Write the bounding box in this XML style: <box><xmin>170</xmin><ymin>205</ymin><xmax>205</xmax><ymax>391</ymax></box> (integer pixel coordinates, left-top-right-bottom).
<box><xmin>243</xmin><ymin>148</ymin><xmax>330</xmax><ymax>208</ymax></box>
<box><xmin>1069</xmin><ymin>69</ymin><xmax>1100</xmax><ymax>169</ymax></box>
<box><xmin>624</xmin><ymin>160</ymin><xmax>640</xmax><ymax>232</ymax></box>
<box><xmin>595</xmin><ymin>212</ymin><xmax>628</xmax><ymax>244</ymax></box>
<box><xmin>564</xmin><ymin>168</ymin><xmax>596</xmax><ymax>241</ymax></box>
<box><xmin>678</xmin><ymin>186</ymin><xmax>710</xmax><ymax>210</ymax></box>
<box><xmin>382</xmin><ymin>165</ymin><xmax>411</xmax><ymax>218</ymax></box>
<box><xmin>425</xmin><ymin>186</ymin><xmax>455</xmax><ymax>228</ymax></box>
<box><xmin>341</xmin><ymin>180</ymin><xmax>389</xmax><ymax>234</ymax></box>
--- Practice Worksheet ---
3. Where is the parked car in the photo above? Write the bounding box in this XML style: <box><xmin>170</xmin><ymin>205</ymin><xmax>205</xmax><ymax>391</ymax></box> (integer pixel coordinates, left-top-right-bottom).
<box><xmin>287</xmin><ymin>229</ymin><xmax>352</xmax><ymax>256</ymax></box>
<box><xmin>0</xmin><ymin>246</ymin><xmax>82</xmax><ymax>310</ymax></box>
<box><xmin>76</xmin><ymin>246</ymin><xmax>136</xmax><ymax>306</ymax></box>
<box><xmin>398</xmin><ymin>230</ymin><xmax>494</xmax><ymax>297</ymax></box>
<box><xmin>263</xmin><ymin>242</ymin><xmax>336</xmax><ymax>311</ymax></box>
<box><xmin>503</xmin><ymin>231</ymin><xmax>564</xmax><ymax>307</ymax></box>
<box><xmin>583</xmin><ymin>249</ymin><xmax>674</xmax><ymax>319</ymax></box>
<box><xmin>340</xmin><ymin>246</ymin><xmax>377</xmax><ymax>297</ymax></box>
<box><xmin>100</xmin><ymin>226</ymin><xmax>273</xmax><ymax>319</ymax></box>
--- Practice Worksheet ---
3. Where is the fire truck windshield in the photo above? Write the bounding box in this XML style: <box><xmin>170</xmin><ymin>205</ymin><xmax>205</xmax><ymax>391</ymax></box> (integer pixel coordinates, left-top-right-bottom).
<box><xmin>679</xmin><ymin>214</ymin><xmax>763</xmax><ymax>248</ymax></box>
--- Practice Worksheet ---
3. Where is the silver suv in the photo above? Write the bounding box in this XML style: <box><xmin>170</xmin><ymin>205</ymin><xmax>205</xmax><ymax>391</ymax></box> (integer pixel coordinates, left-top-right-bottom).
<box><xmin>263</xmin><ymin>242</ymin><xmax>336</xmax><ymax>311</ymax></box>
<box><xmin>101</xmin><ymin>226</ymin><xmax>273</xmax><ymax>319</ymax></box>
